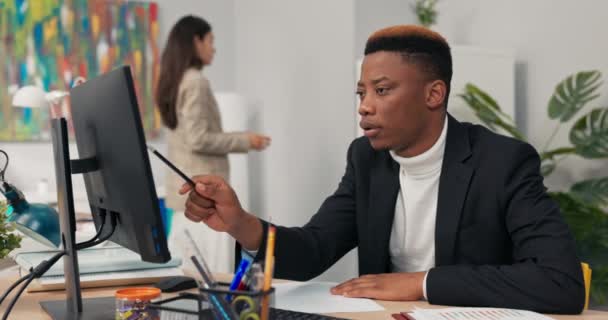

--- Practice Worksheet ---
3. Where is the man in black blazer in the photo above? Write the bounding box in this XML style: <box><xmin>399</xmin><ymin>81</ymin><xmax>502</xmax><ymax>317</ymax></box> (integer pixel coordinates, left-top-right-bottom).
<box><xmin>180</xmin><ymin>25</ymin><xmax>585</xmax><ymax>314</ymax></box>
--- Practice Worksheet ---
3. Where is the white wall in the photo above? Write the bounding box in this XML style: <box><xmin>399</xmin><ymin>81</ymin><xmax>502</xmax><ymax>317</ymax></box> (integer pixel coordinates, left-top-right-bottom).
<box><xmin>235</xmin><ymin>0</ymin><xmax>359</xmax><ymax>281</ymax></box>
<box><xmin>354</xmin><ymin>0</ymin><xmax>417</xmax><ymax>58</ymax></box>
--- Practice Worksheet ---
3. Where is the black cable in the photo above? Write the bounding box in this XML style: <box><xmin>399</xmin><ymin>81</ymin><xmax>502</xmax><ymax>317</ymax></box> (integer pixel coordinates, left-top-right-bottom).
<box><xmin>76</xmin><ymin>212</ymin><xmax>117</xmax><ymax>250</ymax></box>
<box><xmin>1</xmin><ymin>250</ymin><xmax>66</xmax><ymax>320</ymax></box>
<box><xmin>74</xmin><ymin>211</ymin><xmax>107</xmax><ymax>249</ymax></box>
<box><xmin>2</xmin><ymin>273</ymin><xmax>35</xmax><ymax>320</ymax></box>
<box><xmin>0</xmin><ymin>274</ymin><xmax>29</xmax><ymax>306</ymax></box>
<box><xmin>0</xmin><ymin>212</ymin><xmax>117</xmax><ymax>318</ymax></box>
<box><xmin>0</xmin><ymin>149</ymin><xmax>8</xmax><ymax>181</ymax></box>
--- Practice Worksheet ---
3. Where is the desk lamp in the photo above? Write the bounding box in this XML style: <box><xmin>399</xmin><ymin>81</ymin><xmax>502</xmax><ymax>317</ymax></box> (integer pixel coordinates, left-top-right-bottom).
<box><xmin>0</xmin><ymin>150</ymin><xmax>61</xmax><ymax>248</ymax></box>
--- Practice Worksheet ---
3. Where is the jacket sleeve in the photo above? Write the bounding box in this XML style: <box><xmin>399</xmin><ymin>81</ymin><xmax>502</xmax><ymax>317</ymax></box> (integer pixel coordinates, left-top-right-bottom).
<box><xmin>426</xmin><ymin>143</ymin><xmax>585</xmax><ymax>314</ymax></box>
<box><xmin>242</xmin><ymin>141</ymin><xmax>359</xmax><ymax>281</ymax></box>
<box><xmin>179</xmin><ymin>79</ymin><xmax>250</xmax><ymax>155</ymax></box>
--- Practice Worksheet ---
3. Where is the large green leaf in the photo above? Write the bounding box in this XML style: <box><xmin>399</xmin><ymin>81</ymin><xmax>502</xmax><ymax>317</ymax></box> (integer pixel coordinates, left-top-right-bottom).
<box><xmin>459</xmin><ymin>83</ymin><xmax>526</xmax><ymax>141</ymax></box>
<box><xmin>571</xmin><ymin>177</ymin><xmax>608</xmax><ymax>208</ymax></box>
<box><xmin>570</xmin><ymin>108</ymin><xmax>608</xmax><ymax>158</ymax></box>
<box><xmin>548</xmin><ymin>70</ymin><xmax>602</xmax><ymax>122</ymax></box>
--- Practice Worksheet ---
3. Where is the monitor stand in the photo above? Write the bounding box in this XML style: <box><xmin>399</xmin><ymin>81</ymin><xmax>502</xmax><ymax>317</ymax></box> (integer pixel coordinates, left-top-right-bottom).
<box><xmin>40</xmin><ymin>298</ymin><xmax>115</xmax><ymax>320</ymax></box>
<box><xmin>41</xmin><ymin>118</ymin><xmax>113</xmax><ymax>320</ymax></box>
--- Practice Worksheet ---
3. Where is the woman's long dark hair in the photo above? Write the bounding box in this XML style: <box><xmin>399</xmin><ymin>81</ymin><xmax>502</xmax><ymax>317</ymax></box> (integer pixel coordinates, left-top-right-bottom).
<box><xmin>156</xmin><ymin>16</ymin><xmax>211</xmax><ymax>129</ymax></box>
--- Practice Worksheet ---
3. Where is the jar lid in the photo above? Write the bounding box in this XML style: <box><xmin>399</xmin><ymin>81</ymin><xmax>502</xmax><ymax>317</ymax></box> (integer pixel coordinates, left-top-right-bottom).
<box><xmin>115</xmin><ymin>287</ymin><xmax>161</xmax><ymax>301</ymax></box>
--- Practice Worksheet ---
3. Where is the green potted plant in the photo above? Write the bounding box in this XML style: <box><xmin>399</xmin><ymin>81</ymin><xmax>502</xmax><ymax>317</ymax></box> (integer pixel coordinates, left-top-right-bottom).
<box><xmin>1</xmin><ymin>200</ymin><xmax>21</xmax><ymax>259</ymax></box>
<box><xmin>412</xmin><ymin>0</ymin><xmax>439</xmax><ymax>28</ymax></box>
<box><xmin>459</xmin><ymin>70</ymin><xmax>608</xmax><ymax>305</ymax></box>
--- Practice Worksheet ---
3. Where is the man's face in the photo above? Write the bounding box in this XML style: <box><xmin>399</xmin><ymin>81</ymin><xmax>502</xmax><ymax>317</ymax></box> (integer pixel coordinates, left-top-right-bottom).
<box><xmin>357</xmin><ymin>51</ymin><xmax>434</xmax><ymax>155</ymax></box>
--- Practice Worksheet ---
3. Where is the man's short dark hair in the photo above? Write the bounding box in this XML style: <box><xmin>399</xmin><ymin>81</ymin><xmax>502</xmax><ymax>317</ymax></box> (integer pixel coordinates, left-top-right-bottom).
<box><xmin>365</xmin><ymin>25</ymin><xmax>452</xmax><ymax>108</ymax></box>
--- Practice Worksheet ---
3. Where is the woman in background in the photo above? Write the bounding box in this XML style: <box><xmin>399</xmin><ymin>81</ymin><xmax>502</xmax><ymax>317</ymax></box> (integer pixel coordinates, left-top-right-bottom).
<box><xmin>156</xmin><ymin>15</ymin><xmax>270</xmax><ymax>273</ymax></box>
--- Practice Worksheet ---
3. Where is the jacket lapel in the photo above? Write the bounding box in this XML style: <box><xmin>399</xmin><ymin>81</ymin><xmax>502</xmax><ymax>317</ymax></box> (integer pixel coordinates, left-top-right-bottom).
<box><xmin>367</xmin><ymin>152</ymin><xmax>400</xmax><ymax>273</ymax></box>
<box><xmin>435</xmin><ymin>115</ymin><xmax>474</xmax><ymax>266</ymax></box>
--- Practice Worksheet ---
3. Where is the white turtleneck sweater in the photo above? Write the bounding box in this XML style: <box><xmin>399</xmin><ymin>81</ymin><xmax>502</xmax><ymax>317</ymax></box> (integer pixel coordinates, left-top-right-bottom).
<box><xmin>389</xmin><ymin>117</ymin><xmax>447</xmax><ymax>299</ymax></box>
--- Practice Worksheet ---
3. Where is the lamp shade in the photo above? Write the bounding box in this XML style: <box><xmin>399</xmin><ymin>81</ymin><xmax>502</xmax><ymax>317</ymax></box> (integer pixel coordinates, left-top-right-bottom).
<box><xmin>12</xmin><ymin>85</ymin><xmax>49</xmax><ymax>108</ymax></box>
<box><xmin>1</xmin><ymin>183</ymin><xmax>60</xmax><ymax>248</ymax></box>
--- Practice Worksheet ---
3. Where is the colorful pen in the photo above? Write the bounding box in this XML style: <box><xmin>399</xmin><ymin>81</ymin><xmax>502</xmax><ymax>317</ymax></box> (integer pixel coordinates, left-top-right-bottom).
<box><xmin>227</xmin><ymin>259</ymin><xmax>250</xmax><ymax>301</ymax></box>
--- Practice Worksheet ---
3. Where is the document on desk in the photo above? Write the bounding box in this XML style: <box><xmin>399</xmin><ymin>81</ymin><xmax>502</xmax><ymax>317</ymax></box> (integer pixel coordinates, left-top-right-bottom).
<box><xmin>13</xmin><ymin>245</ymin><xmax>183</xmax><ymax>292</ymax></box>
<box><xmin>30</xmin><ymin>267</ymin><xmax>184</xmax><ymax>292</ymax></box>
<box><xmin>407</xmin><ymin>307</ymin><xmax>555</xmax><ymax>320</ymax></box>
<box><xmin>14</xmin><ymin>245</ymin><xmax>182</xmax><ymax>277</ymax></box>
<box><xmin>273</xmin><ymin>281</ymin><xmax>384</xmax><ymax>313</ymax></box>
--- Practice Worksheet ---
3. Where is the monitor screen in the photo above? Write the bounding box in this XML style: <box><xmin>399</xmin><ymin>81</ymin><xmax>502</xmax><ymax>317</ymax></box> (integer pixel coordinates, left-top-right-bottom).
<box><xmin>69</xmin><ymin>66</ymin><xmax>170</xmax><ymax>263</ymax></box>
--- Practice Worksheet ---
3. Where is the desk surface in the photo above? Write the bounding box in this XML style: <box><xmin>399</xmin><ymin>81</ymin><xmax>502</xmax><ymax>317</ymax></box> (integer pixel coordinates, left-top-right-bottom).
<box><xmin>0</xmin><ymin>269</ymin><xmax>606</xmax><ymax>320</ymax></box>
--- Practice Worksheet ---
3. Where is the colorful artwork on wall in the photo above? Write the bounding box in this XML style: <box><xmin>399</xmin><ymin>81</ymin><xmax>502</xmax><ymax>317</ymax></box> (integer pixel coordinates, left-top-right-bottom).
<box><xmin>0</xmin><ymin>0</ymin><xmax>160</xmax><ymax>141</ymax></box>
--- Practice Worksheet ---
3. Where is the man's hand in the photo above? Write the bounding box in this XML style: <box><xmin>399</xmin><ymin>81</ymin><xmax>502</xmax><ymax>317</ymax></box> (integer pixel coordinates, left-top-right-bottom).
<box><xmin>330</xmin><ymin>272</ymin><xmax>426</xmax><ymax>301</ymax></box>
<box><xmin>179</xmin><ymin>175</ymin><xmax>263</xmax><ymax>250</ymax></box>
<box><xmin>179</xmin><ymin>175</ymin><xmax>244</xmax><ymax>232</ymax></box>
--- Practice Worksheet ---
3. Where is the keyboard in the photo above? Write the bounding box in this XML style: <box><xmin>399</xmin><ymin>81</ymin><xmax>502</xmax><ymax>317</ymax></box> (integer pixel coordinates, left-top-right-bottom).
<box><xmin>270</xmin><ymin>308</ymin><xmax>349</xmax><ymax>320</ymax></box>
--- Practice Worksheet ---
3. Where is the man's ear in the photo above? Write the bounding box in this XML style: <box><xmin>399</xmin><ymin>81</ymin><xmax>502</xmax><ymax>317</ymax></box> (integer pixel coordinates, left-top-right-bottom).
<box><xmin>425</xmin><ymin>80</ymin><xmax>447</xmax><ymax>110</ymax></box>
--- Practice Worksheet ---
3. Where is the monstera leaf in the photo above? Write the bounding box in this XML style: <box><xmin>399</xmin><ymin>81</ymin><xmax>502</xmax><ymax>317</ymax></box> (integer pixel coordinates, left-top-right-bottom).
<box><xmin>459</xmin><ymin>83</ymin><xmax>525</xmax><ymax>141</ymax></box>
<box><xmin>548</xmin><ymin>70</ymin><xmax>602</xmax><ymax>122</ymax></box>
<box><xmin>570</xmin><ymin>108</ymin><xmax>608</xmax><ymax>158</ymax></box>
<box><xmin>571</xmin><ymin>177</ymin><xmax>608</xmax><ymax>208</ymax></box>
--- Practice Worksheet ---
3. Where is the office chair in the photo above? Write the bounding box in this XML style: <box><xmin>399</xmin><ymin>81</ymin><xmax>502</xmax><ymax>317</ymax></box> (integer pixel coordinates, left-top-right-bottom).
<box><xmin>581</xmin><ymin>262</ymin><xmax>592</xmax><ymax>310</ymax></box>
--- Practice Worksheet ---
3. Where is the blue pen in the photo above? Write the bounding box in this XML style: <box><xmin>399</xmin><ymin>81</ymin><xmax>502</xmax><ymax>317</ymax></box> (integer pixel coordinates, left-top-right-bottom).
<box><xmin>227</xmin><ymin>259</ymin><xmax>250</xmax><ymax>302</ymax></box>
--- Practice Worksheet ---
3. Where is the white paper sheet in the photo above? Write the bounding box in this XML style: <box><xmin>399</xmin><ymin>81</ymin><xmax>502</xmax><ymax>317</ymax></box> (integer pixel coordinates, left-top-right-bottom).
<box><xmin>409</xmin><ymin>307</ymin><xmax>555</xmax><ymax>320</ymax></box>
<box><xmin>273</xmin><ymin>281</ymin><xmax>384</xmax><ymax>314</ymax></box>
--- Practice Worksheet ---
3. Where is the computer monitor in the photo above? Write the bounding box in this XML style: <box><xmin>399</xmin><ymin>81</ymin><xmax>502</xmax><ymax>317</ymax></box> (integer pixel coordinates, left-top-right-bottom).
<box><xmin>69</xmin><ymin>65</ymin><xmax>170</xmax><ymax>264</ymax></box>
<box><xmin>41</xmin><ymin>66</ymin><xmax>170</xmax><ymax>319</ymax></box>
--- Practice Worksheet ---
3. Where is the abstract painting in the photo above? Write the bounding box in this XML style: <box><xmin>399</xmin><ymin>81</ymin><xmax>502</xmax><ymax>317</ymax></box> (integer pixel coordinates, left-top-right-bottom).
<box><xmin>0</xmin><ymin>0</ymin><xmax>160</xmax><ymax>141</ymax></box>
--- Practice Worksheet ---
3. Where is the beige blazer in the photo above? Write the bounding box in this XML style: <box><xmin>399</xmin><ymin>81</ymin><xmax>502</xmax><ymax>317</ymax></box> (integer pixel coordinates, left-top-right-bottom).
<box><xmin>165</xmin><ymin>68</ymin><xmax>249</xmax><ymax>210</ymax></box>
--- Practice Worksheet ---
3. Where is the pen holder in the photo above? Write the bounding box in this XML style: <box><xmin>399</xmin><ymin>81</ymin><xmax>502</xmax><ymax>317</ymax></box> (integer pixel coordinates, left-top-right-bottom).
<box><xmin>149</xmin><ymin>282</ymin><xmax>275</xmax><ymax>320</ymax></box>
<box><xmin>200</xmin><ymin>283</ymin><xmax>275</xmax><ymax>320</ymax></box>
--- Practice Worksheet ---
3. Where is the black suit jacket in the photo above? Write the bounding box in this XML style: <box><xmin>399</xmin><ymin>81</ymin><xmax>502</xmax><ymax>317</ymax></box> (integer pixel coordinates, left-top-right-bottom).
<box><xmin>245</xmin><ymin>115</ymin><xmax>585</xmax><ymax>314</ymax></box>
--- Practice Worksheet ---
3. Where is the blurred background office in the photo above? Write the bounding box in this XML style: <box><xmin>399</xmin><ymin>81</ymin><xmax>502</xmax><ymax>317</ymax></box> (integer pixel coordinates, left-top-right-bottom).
<box><xmin>1</xmin><ymin>0</ymin><xmax>607</xmax><ymax>303</ymax></box>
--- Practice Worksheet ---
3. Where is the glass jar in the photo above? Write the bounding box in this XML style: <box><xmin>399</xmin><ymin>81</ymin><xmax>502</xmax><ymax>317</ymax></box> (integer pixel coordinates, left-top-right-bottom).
<box><xmin>115</xmin><ymin>287</ymin><xmax>161</xmax><ymax>320</ymax></box>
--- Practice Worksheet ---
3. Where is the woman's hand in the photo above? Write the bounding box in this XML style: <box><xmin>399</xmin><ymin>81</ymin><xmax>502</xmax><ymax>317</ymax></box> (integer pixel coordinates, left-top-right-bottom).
<box><xmin>248</xmin><ymin>133</ymin><xmax>271</xmax><ymax>150</ymax></box>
